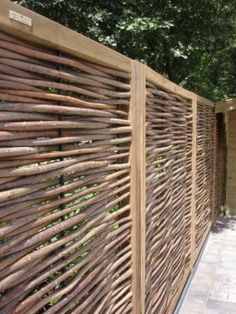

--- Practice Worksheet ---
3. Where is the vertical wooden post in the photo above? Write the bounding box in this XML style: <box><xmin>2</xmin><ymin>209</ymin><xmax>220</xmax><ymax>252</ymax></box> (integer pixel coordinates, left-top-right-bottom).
<box><xmin>190</xmin><ymin>94</ymin><xmax>197</xmax><ymax>268</ymax></box>
<box><xmin>212</xmin><ymin>112</ymin><xmax>217</xmax><ymax>223</ymax></box>
<box><xmin>224</xmin><ymin>112</ymin><xmax>230</xmax><ymax>214</ymax></box>
<box><xmin>130</xmin><ymin>60</ymin><xmax>146</xmax><ymax>314</ymax></box>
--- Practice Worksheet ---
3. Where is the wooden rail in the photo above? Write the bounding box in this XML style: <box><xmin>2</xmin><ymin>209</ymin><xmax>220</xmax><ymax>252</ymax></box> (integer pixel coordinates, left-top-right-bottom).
<box><xmin>0</xmin><ymin>1</ymin><xmax>221</xmax><ymax>313</ymax></box>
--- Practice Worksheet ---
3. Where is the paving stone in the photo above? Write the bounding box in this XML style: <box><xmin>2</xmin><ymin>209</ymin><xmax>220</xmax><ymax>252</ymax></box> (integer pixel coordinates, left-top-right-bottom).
<box><xmin>228</xmin><ymin>292</ymin><xmax>236</xmax><ymax>304</ymax></box>
<box><xmin>206</xmin><ymin>299</ymin><xmax>236</xmax><ymax>313</ymax></box>
<box><xmin>180</xmin><ymin>292</ymin><xmax>208</xmax><ymax>313</ymax></box>
<box><xmin>208</xmin><ymin>286</ymin><xmax>230</xmax><ymax>302</ymax></box>
<box><xmin>179</xmin><ymin>217</ymin><xmax>236</xmax><ymax>314</ymax></box>
<box><xmin>204</xmin><ymin>309</ymin><xmax>228</xmax><ymax>314</ymax></box>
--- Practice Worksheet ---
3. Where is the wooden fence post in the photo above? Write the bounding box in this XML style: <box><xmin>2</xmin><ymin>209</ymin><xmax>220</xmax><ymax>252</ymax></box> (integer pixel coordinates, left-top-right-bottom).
<box><xmin>212</xmin><ymin>113</ymin><xmax>217</xmax><ymax>223</ymax></box>
<box><xmin>130</xmin><ymin>60</ymin><xmax>146</xmax><ymax>314</ymax></box>
<box><xmin>190</xmin><ymin>94</ymin><xmax>197</xmax><ymax>268</ymax></box>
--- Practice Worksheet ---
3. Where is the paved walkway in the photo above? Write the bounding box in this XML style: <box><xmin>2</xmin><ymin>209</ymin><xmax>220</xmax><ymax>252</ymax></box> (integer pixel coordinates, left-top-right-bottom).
<box><xmin>179</xmin><ymin>217</ymin><xmax>236</xmax><ymax>314</ymax></box>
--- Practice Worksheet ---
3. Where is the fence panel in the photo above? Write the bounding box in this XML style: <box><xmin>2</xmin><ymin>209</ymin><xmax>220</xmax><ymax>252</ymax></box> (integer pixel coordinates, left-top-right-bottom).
<box><xmin>145</xmin><ymin>69</ymin><xmax>194</xmax><ymax>313</ymax></box>
<box><xmin>195</xmin><ymin>100</ymin><xmax>215</xmax><ymax>252</ymax></box>
<box><xmin>0</xmin><ymin>30</ymin><xmax>133</xmax><ymax>314</ymax></box>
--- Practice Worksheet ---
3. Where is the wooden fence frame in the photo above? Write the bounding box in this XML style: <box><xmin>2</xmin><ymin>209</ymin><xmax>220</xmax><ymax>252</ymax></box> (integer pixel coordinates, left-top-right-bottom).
<box><xmin>0</xmin><ymin>1</ymin><xmax>217</xmax><ymax>313</ymax></box>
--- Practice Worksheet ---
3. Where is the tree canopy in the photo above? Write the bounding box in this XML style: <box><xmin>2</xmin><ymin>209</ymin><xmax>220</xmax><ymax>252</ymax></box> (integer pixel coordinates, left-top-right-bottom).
<box><xmin>17</xmin><ymin>0</ymin><xmax>236</xmax><ymax>101</ymax></box>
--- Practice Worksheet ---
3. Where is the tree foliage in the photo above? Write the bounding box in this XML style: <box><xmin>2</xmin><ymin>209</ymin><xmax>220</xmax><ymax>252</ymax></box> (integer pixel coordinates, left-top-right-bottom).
<box><xmin>17</xmin><ymin>0</ymin><xmax>236</xmax><ymax>100</ymax></box>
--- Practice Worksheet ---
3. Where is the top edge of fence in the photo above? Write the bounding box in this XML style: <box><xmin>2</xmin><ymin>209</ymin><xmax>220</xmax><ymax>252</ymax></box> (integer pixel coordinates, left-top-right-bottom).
<box><xmin>0</xmin><ymin>0</ymin><xmax>215</xmax><ymax>106</ymax></box>
<box><xmin>0</xmin><ymin>0</ymin><xmax>131</xmax><ymax>72</ymax></box>
<box><xmin>145</xmin><ymin>65</ymin><xmax>195</xmax><ymax>101</ymax></box>
<box><xmin>197</xmin><ymin>95</ymin><xmax>214</xmax><ymax>107</ymax></box>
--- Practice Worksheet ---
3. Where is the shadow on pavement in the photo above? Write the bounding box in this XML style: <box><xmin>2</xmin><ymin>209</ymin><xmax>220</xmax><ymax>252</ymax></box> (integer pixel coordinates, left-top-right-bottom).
<box><xmin>212</xmin><ymin>216</ymin><xmax>236</xmax><ymax>234</ymax></box>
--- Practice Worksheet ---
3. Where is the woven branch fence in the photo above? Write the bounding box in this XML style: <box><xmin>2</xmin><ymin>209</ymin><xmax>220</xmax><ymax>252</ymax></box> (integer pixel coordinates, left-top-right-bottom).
<box><xmin>0</xmin><ymin>1</ymin><xmax>226</xmax><ymax>313</ymax></box>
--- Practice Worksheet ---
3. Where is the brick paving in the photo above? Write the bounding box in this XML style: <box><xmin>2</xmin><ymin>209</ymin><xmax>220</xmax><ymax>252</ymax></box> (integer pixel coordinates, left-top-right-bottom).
<box><xmin>179</xmin><ymin>217</ymin><xmax>236</xmax><ymax>314</ymax></box>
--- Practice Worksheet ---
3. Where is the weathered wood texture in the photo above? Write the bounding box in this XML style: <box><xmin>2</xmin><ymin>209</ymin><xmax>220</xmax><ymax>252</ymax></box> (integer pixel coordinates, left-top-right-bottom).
<box><xmin>145</xmin><ymin>74</ymin><xmax>193</xmax><ymax>313</ymax></box>
<box><xmin>226</xmin><ymin>110</ymin><xmax>236</xmax><ymax>214</ymax></box>
<box><xmin>130</xmin><ymin>61</ymin><xmax>146</xmax><ymax>314</ymax></box>
<box><xmin>0</xmin><ymin>0</ymin><xmax>130</xmax><ymax>71</ymax></box>
<box><xmin>215</xmin><ymin>98</ymin><xmax>236</xmax><ymax>114</ymax></box>
<box><xmin>144</xmin><ymin>83</ymin><xmax>217</xmax><ymax>314</ymax></box>
<box><xmin>195</xmin><ymin>101</ymin><xmax>216</xmax><ymax>250</ymax></box>
<box><xmin>0</xmin><ymin>2</ymin><xmax>221</xmax><ymax>313</ymax></box>
<box><xmin>215</xmin><ymin>114</ymin><xmax>226</xmax><ymax>216</ymax></box>
<box><xmin>0</xmin><ymin>30</ymin><xmax>133</xmax><ymax>314</ymax></box>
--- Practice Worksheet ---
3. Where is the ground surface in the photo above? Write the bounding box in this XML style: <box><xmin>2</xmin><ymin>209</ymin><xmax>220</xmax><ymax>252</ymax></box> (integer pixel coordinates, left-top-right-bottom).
<box><xmin>179</xmin><ymin>217</ymin><xmax>236</xmax><ymax>314</ymax></box>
